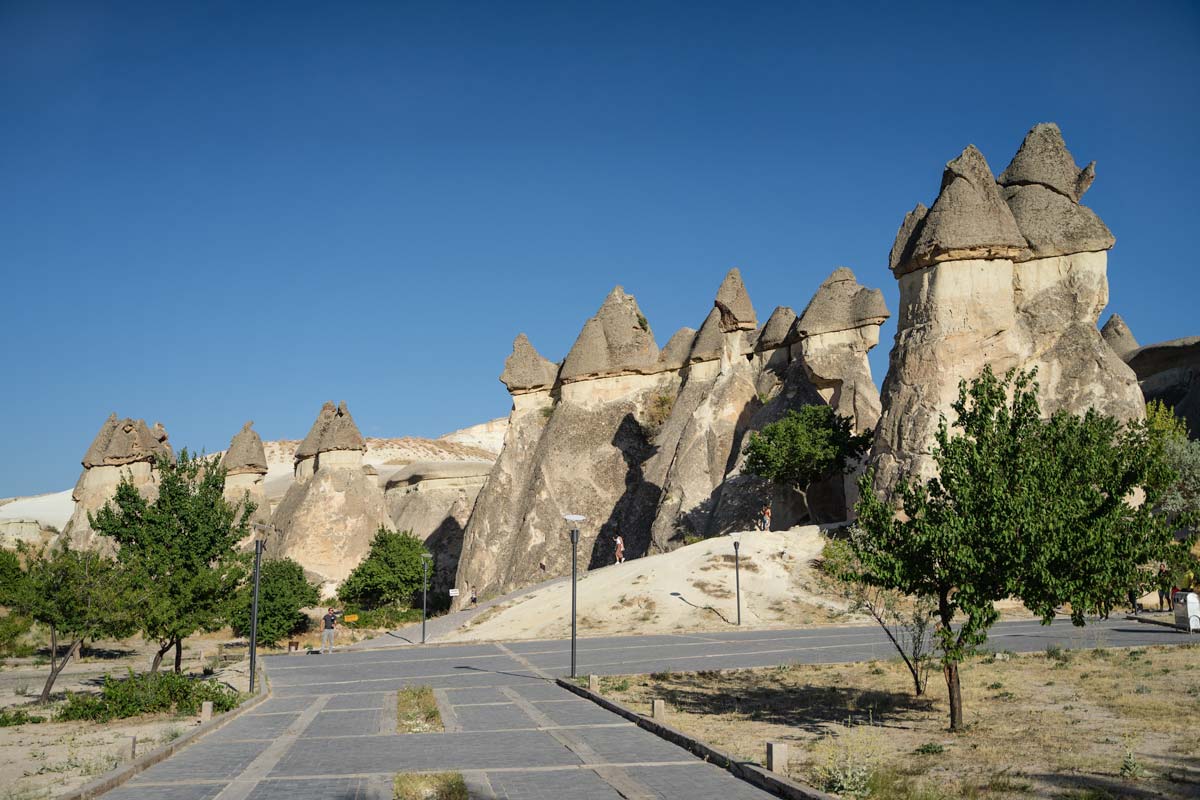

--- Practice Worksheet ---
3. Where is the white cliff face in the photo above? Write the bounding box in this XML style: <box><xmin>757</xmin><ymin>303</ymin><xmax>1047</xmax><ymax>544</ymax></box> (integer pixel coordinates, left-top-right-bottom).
<box><xmin>873</xmin><ymin>124</ymin><xmax>1143</xmax><ymax>492</ymax></box>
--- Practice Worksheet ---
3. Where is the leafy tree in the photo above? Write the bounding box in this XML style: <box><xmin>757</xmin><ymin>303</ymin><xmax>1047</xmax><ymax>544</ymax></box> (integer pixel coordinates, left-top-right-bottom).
<box><xmin>229</xmin><ymin>558</ymin><xmax>320</xmax><ymax>646</ymax></box>
<box><xmin>8</xmin><ymin>544</ymin><xmax>137</xmax><ymax>702</ymax></box>
<box><xmin>820</xmin><ymin>535</ymin><xmax>936</xmax><ymax>697</ymax></box>
<box><xmin>0</xmin><ymin>549</ymin><xmax>33</xmax><ymax>658</ymax></box>
<box><xmin>853</xmin><ymin>367</ymin><xmax>1180</xmax><ymax>730</ymax></box>
<box><xmin>338</xmin><ymin>528</ymin><xmax>430</xmax><ymax>609</ymax></box>
<box><xmin>743</xmin><ymin>405</ymin><xmax>871</xmax><ymax>519</ymax></box>
<box><xmin>91</xmin><ymin>450</ymin><xmax>251</xmax><ymax>673</ymax></box>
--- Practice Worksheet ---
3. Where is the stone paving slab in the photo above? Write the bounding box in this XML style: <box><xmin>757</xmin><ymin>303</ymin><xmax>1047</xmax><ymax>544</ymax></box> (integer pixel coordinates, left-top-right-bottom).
<box><xmin>245</xmin><ymin>776</ymin><xmax>386</xmax><ymax>799</ymax></box>
<box><xmin>305</xmin><ymin>709</ymin><xmax>383</xmax><ymax>738</ymax></box>
<box><xmin>627</xmin><ymin>763</ymin><xmax>783</xmax><ymax>800</ymax></box>
<box><xmin>270</xmin><ymin>730</ymin><xmax>584</xmax><ymax>776</ymax></box>
<box><xmin>102</xmin><ymin>784</ymin><xmax>225</xmax><ymax>800</ymax></box>
<box><xmin>441</xmin><ymin>686</ymin><xmax>510</xmax><ymax>705</ymax></box>
<box><xmin>486</xmin><ymin>767</ymin><xmax>624</xmax><ymax>799</ymax></box>
<box><xmin>532</xmin><ymin>699</ymin><xmax>631</xmax><ymax>727</ymax></box>
<box><xmin>124</xmin><ymin>739</ymin><xmax>272</xmax><ymax>783</ymax></box>
<box><xmin>452</xmin><ymin>702</ymin><xmax>536</xmax><ymax>732</ymax></box>
<box><xmin>564</xmin><ymin>724</ymin><xmax>696</xmax><ymax>764</ymax></box>
<box><xmin>250</xmin><ymin>696</ymin><xmax>318</xmax><ymax>714</ymax></box>
<box><xmin>324</xmin><ymin>691</ymin><xmax>393</xmax><ymax>711</ymax></box>
<box><xmin>218</xmin><ymin>712</ymin><xmax>303</xmax><ymax>741</ymax></box>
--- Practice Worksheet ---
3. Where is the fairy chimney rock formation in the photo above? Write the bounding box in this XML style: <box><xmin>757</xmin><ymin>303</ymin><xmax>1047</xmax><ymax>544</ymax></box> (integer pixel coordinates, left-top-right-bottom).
<box><xmin>500</xmin><ymin>334</ymin><xmax>559</xmax><ymax>395</ymax></box>
<box><xmin>1101</xmin><ymin>314</ymin><xmax>1140</xmax><ymax>357</ymax></box>
<box><xmin>714</xmin><ymin>267</ymin><xmax>757</xmax><ymax>332</ymax></box>
<box><xmin>560</xmin><ymin>287</ymin><xmax>659</xmax><ymax>383</ymax></box>
<box><xmin>65</xmin><ymin>415</ymin><xmax>172</xmax><ymax>548</ymax></box>
<box><xmin>756</xmin><ymin>306</ymin><xmax>799</xmax><ymax>352</ymax></box>
<box><xmin>270</xmin><ymin>401</ymin><xmax>388</xmax><ymax>593</ymax></box>
<box><xmin>221</xmin><ymin>421</ymin><xmax>270</xmax><ymax>531</ymax></box>
<box><xmin>874</xmin><ymin>124</ymin><xmax>1142</xmax><ymax>491</ymax></box>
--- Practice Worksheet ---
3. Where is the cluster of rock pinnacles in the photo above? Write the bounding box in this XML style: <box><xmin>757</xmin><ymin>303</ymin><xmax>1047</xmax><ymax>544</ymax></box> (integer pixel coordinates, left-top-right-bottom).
<box><xmin>60</xmin><ymin>123</ymin><xmax>1196</xmax><ymax>603</ymax></box>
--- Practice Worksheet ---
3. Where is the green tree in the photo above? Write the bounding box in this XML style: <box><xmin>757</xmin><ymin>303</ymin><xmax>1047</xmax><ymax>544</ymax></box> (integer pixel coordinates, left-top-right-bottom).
<box><xmin>743</xmin><ymin>405</ymin><xmax>871</xmax><ymax>519</ymax></box>
<box><xmin>0</xmin><ymin>548</ymin><xmax>33</xmax><ymax>658</ymax></box>
<box><xmin>8</xmin><ymin>544</ymin><xmax>137</xmax><ymax>702</ymax></box>
<box><xmin>853</xmin><ymin>367</ymin><xmax>1179</xmax><ymax>730</ymax></box>
<box><xmin>338</xmin><ymin>528</ymin><xmax>429</xmax><ymax>609</ymax></box>
<box><xmin>229</xmin><ymin>558</ymin><xmax>320</xmax><ymax>646</ymax></box>
<box><xmin>91</xmin><ymin>450</ymin><xmax>251</xmax><ymax>673</ymax></box>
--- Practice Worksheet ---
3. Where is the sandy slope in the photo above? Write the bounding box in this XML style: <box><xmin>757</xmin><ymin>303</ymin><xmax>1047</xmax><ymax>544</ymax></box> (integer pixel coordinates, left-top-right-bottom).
<box><xmin>0</xmin><ymin>489</ymin><xmax>73</xmax><ymax>529</ymax></box>
<box><xmin>443</xmin><ymin>526</ymin><xmax>855</xmax><ymax>642</ymax></box>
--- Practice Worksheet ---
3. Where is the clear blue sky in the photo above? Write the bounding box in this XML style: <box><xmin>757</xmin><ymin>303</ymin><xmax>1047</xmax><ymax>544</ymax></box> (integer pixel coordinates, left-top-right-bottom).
<box><xmin>2</xmin><ymin>1</ymin><xmax>1198</xmax><ymax>496</ymax></box>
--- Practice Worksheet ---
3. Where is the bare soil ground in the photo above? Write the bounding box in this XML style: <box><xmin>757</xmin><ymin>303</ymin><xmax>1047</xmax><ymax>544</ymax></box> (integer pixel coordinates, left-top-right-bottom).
<box><xmin>602</xmin><ymin>643</ymin><xmax>1200</xmax><ymax>800</ymax></box>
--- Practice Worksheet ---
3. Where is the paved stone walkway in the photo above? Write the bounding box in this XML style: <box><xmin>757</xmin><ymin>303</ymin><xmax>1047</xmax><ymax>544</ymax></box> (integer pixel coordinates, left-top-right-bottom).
<box><xmin>100</xmin><ymin>617</ymin><xmax>1187</xmax><ymax>799</ymax></box>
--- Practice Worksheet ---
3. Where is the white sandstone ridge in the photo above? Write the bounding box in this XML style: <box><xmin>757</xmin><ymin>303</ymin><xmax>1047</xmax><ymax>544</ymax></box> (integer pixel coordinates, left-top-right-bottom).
<box><xmin>873</xmin><ymin>123</ymin><xmax>1144</xmax><ymax>490</ymax></box>
<box><xmin>442</xmin><ymin>526</ymin><xmax>851</xmax><ymax>642</ymax></box>
<box><xmin>453</xmin><ymin>267</ymin><xmax>889</xmax><ymax>608</ymax></box>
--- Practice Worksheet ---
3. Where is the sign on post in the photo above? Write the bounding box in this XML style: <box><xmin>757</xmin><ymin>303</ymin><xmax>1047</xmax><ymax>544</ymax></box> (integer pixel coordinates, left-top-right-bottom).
<box><xmin>448</xmin><ymin>589</ymin><xmax>460</xmax><ymax>597</ymax></box>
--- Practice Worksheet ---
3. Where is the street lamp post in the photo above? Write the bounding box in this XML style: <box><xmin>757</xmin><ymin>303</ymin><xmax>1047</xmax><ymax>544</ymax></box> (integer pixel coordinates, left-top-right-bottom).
<box><xmin>729</xmin><ymin>531</ymin><xmax>742</xmax><ymax>626</ymax></box>
<box><xmin>247</xmin><ymin>523</ymin><xmax>272</xmax><ymax>693</ymax></box>
<box><xmin>420</xmin><ymin>554</ymin><xmax>433</xmax><ymax>644</ymax></box>
<box><xmin>563</xmin><ymin>514</ymin><xmax>586</xmax><ymax>678</ymax></box>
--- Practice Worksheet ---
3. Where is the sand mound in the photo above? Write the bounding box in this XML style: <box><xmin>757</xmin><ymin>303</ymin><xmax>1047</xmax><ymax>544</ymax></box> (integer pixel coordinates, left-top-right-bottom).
<box><xmin>443</xmin><ymin>526</ymin><xmax>853</xmax><ymax>642</ymax></box>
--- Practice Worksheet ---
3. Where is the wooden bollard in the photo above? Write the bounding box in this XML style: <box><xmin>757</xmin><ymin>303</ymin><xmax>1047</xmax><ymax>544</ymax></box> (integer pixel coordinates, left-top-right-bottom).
<box><xmin>129</xmin><ymin>736</ymin><xmax>137</xmax><ymax>759</ymax></box>
<box><xmin>588</xmin><ymin>674</ymin><xmax>599</xmax><ymax>692</ymax></box>
<box><xmin>651</xmin><ymin>699</ymin><xmax>666</xmax><ymax>721</ymax></box>
<box><xmin>766</xmin><ymin>741</ymin><xmax>788</xmax><ymax>773</ymax></box>
<box><xmin>200</xmin><ymin>701</ymin><xmax>213</xmax><ymax>723</ymax></box>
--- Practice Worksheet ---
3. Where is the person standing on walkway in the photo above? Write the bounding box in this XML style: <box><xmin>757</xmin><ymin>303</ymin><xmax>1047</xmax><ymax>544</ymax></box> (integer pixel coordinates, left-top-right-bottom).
<box><xmin>613</xmin><ymin>534</ymin><xmax>625</xmax><ymax>564</ymax></box>
<box><xmin>320</xmin><ymin>607</ymin><xmax>342</xmax><ymax>654</ymax></box>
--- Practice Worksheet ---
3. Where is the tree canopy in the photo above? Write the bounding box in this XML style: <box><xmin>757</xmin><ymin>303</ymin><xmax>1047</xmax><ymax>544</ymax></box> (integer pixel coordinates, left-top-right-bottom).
<box><xmin>91</xmin><ymin>450</ymin><xmax>251</xmax><ymax>672</ymax></box>
<box><xmin>338</xmin><ymin>528</ymin><xmax>430</xmax><ymax>609</ymax></box>
<box><xmin>853</xmin><ymin>366</ymin><xmax>1182</xmax><ymax>730</ymax></box>
<box><xmin>230</xmin><ymin>558</ymin><xmax>320</xmax><ymax>646</ymax></box>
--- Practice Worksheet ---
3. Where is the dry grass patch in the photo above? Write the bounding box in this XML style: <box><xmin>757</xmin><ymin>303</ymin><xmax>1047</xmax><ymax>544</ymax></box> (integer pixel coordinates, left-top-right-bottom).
<box><xmin>396</xmin><ymin>686</ymin><xmax>442</xmax><ymax>734</ymax></box>
<box><xmin>603</xmin><ymin>644</ymin><xmax>1200</xmax><ymax>799</ymax></box>
<box><xmin>393</xmin><ymin>771</ymin><xmax>467</xmax><ymax>800</ymax></box>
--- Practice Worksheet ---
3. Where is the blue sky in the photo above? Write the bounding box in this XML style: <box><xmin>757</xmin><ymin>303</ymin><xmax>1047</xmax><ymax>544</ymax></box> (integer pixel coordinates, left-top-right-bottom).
<box><xmin>2</xmin><ymin>1</ymin><xmax>1198</xmax><ymax>496</ymax></box>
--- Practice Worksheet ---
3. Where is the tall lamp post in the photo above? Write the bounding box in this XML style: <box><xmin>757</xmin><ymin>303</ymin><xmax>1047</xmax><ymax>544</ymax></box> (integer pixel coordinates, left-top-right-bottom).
<box><xmin>563</xmin><ymin>514</ymin><xmax>586</xmax><ymax>678</ymax></box>
<box><xmin>420</xmin><ymin>553</ymin><xmax>433</xmax><ymax>644</ymax></box>
<box><xmin>729</xmin><ymin>531</ymin><xmax>742</xmax><ymax>626</ymax></box>
<box><xmin>247</xmin><ymin>523</ymin><xmax>272</xmax><ymax>693</ymax></box>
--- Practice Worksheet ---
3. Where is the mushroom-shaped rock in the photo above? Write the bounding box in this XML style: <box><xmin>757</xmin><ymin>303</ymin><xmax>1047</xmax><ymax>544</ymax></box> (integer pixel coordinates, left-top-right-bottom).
<box><xmin>894</xmin><ymin>145</ymin><xmax>1029</xmax><ymax>275</ymax></box>
<box><xmin>560</xmin><ymin>287</ymin><xmax>659</xmax><ymax>381</ymax></box>
<box><xmin>997</xmin><ymin>122</ymin><xmax>1095</xmax><ymax>202</ymax></box>
<box><xmin>223</xmin><ymin>421</ymin><xmax>268</xmax><ymax>475</ymax></box>
<box><xmin>500</xmin><ymin>334</ymin><xmax>559</xmax><ymax>393</ymax></box>
<box><xmin>714</xmin><ymin>268</ymin><xmax>757</xmax><ymax>332</ymax></box>
<box><xmin>658</xmin><ymin>327</ymin><xmax>697</xmax><ymax>371</ymax></box>
<box><xmin>755</xmin><ymin>306</ymin><xmax>798</xmax><ymax>351</ymax></box>
<box><xmin>1101</xmin><ymin>314</ymin><xmax>1140</xmax><ymax>358</ymax></box>
<box><xmin>796</xmin><ymin>267</ymin><xmax>890</xmax><ymax>336</ymax></box>
<box><xmin>998</xmin><ymin>124</ymin><xmax>1114</xmax><ymax>259</ymax></box>
<box><xmin>688</xmin><ymin>307</ymin><xmax>725</xmax><ymax>363</ymax></box>
<box><xmin>323</xmin><ymin>402</ymin><xmax>366</xmax><ymax>452</ymax></box>
<box><xmin>295</xmin><ymin>401</ymin><xmax>336</xmax><ymax>461</ymax></box>
<box><xmin>82</xmin><ymin>415</ymin><xmax>170</xmax><ymax>467</ymax></box>
<box><xmin>889</xmin><ymin>204</ymin><xmax>929</xmax><ymax>274</ymax></box>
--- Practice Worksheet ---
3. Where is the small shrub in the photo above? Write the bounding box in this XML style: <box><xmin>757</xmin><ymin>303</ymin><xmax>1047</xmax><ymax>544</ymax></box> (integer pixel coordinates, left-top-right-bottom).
<box><xmin>1045</xmin><ymin>644</ymin><xmax>1070</xmax><ymax>663</ymax></box>
<box><xmin>986</xmin><ymin>682</ymin><xmax>1003</xmax><ymax>690</ymax></box>
<box><xmin>1133</xmin><ymin>684</ymin><xmax>1151</xmax><ymax>695</ymax></box>
<box><xmin>1120</xmin><ymin>748</ymin><xmax>1146</xmax><ymax>780</ymax></box>
<box><xmin>914</xmin><ymin>742</ymin><xmax>944</xmax><ymax>755</ymax></box>
<box><xmin>56</xmin><ymin>670</ymin><xmax>240</xmax><ymax>722</ymax></box>
<box><xmin>0</xmin><ymin>709</ymin><xmax>46</xmax><ymax>726</ymax></box>
<box><xmin>641</xmin><ymin>393</ymin><xmax>676</xmax><ymax>438</ymax></box>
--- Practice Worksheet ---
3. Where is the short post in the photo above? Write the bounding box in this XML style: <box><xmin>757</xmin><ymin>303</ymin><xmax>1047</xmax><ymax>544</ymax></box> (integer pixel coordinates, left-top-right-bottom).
<box><xmin>651</xmin><ymin>698</ymin><xmax>666</xmax><ymax>721</ymax></box>
<box><xmin>766</xmin><ymin>741</ymin><xmax>788</xmax><ymax>773</ymax></box>
<box><xmin>200</xmin><ymin>701</ymin><xmax>213</xmax><ymax>723</ymax></box>
<box><xmin>288</xmin><ymin>640</ymin><xmax>299</xmax><ymax>653</ymax></box>
<box><xmin>730</xmin><ymin>532</ymin><xmax>742</xmax><ymax>626</ymax></box>
<box><xmin>588</xmin><ymin>674</ymin><xmax>599</xmax><ymax>692</ymax></box>
<box><xmin>129</xmin><ymin>736</ymin><xmax>137</xmax><ymax>759</ymax></box>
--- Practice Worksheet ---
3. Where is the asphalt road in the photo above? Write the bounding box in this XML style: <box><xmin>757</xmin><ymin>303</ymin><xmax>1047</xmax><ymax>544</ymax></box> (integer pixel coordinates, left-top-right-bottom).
<box><xmin>99</xmin><ymin>616</ymin><xmax>1189</xmax><ymax>800</ymax></box>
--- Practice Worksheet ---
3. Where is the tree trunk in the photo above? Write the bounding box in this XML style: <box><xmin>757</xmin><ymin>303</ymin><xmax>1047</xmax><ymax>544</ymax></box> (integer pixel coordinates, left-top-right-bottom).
<box><xmin>39</xmin><ymin>637</ymin><xmax>81</xmax><ymax>704</ymax></box>
<box><xmin>174</xmin><ymin>639</ymin><xmax>183</xmax><ymax>674</ymax></box>
<box><xmin>150</xmin><ymin>640</ymin><xmax>172</xmax><ymax>673</ymax></box>
<box><xmin>944</xmin><ymin>660</ymin><xmax>963</xmax><ymax>731</ymax></box>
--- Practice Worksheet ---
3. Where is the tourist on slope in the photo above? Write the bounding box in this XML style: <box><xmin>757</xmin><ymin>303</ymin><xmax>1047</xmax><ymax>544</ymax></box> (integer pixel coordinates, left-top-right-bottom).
<box><xmin>321</xmin><ymin>607</ymin><xmax>342</xmax><ymax>654</ymax></box>
<box><xmin>613</xmin><ymin>533</ymin><xmax>625</xmax><ymax>564</ymax></box>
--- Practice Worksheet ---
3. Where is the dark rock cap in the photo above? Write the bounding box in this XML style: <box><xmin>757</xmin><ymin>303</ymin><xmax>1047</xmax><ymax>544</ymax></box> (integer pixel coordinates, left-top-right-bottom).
<box><xmin>796</xmin><ymin>267</ymin><xmax>889</xmax><ymax>336</ymax></box>
<box><xmin>1101</xmin><ymin>314</ymin><xmax>1140</xmax><ymax>358</ymax></box>
<box><xmin>755</xmin><ymin>306</ymin><xmax>798</xmax><ymax>351</ymax></box>
<box><xmin>500</xmin><ymin>334</ymin><xmax>559</xmax><ymax>393</ymax></box>
<box><xmin>560</xmin><ymin>286</ymin><xmax>659</xmax><ymax>381</ymax></box>
<box><xmin>295</xmin><ymin>401</ymin><xmax>336</xmax><ymax>459</ymax></box>
<box><xmin>81</xmin><ymin>414</ymin><xmax>171</xmax><ymax>468</ymax></box>
<box><xmin>223</xmin><ymin>421</ymin><xmax>268</xmax><ymax>475</ymax></box>
<box><xmin>323</xmin><ymin>402</ymin><xmax>367</xmax><ymax>453</ymax></box>
<box><xmin>998</xmin><ymin>123</ymin><xmax>1095</xmax><ymax>202</ymax></box>
<box><xmin>658</xmin><ymin>327</ymin><xmax>697</xmax><ymax>371</ymax></box>
<box><xmin>998</xmin><ymin>124</ymin><xmax>1114</xmax><ymax>259</ymax></box>
<box><xmin>893</xmin><ymin>145</ymin><xmax>1029</xmax><ymax>275</ymax></box>
<box><xmin>714</xmin><ymin>268</ymin><xmax>757</xmax><ymax>332</ymax></box>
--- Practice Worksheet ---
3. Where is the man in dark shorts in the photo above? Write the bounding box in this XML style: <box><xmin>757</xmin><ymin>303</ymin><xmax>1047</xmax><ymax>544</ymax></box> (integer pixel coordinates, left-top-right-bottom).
<box><xmin>320</xmin><ymin>607</ymin><xmax>341</xmax><ymax>654</ymax></box>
